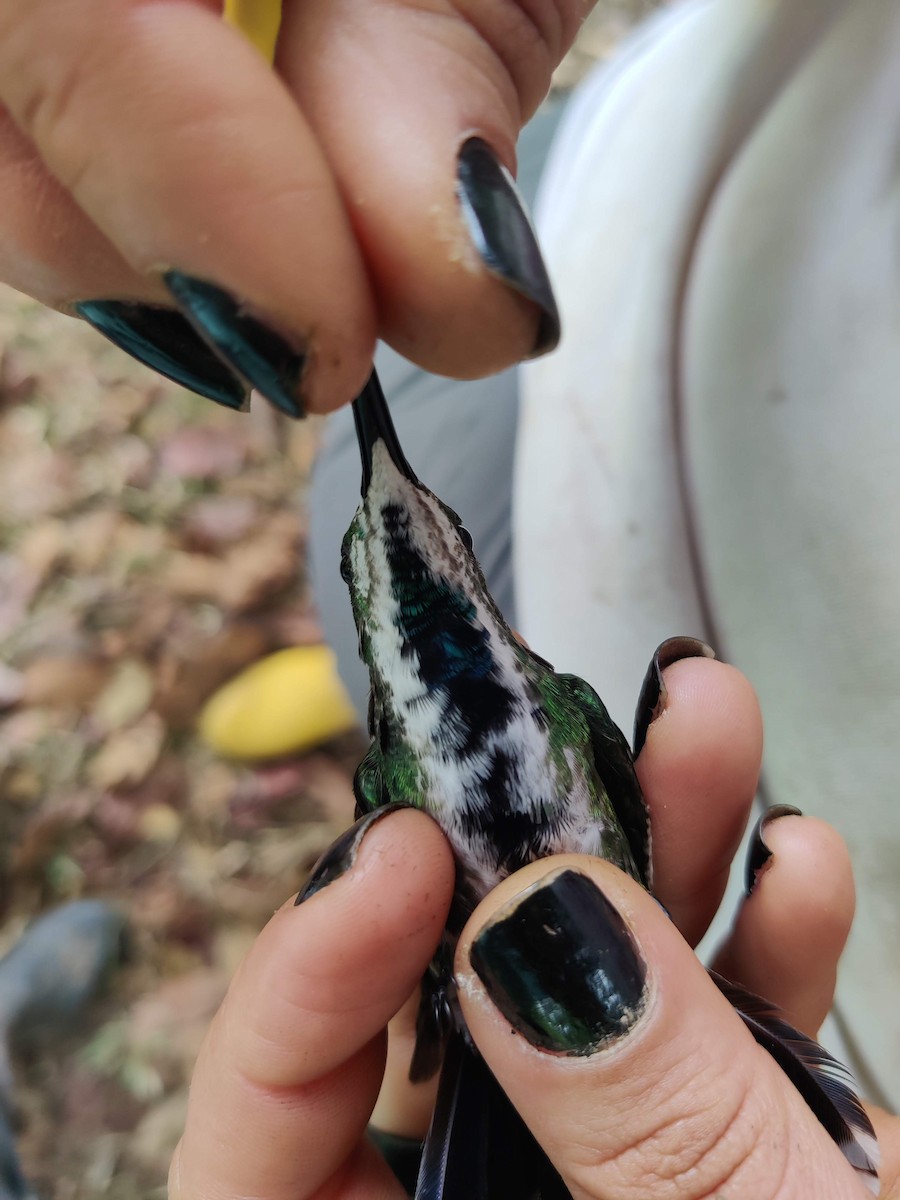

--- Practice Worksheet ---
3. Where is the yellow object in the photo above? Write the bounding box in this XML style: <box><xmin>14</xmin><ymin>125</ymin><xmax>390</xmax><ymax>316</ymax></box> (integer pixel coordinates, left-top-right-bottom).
<box><xmin>200</xmin><ymin>645</ymin><xmax>359</xmax><ymax>760</ymax></box>
<box><xmin>223</xmin><ymin>0</ymin><xmax>283</xmax><ymax>63</ymax></box>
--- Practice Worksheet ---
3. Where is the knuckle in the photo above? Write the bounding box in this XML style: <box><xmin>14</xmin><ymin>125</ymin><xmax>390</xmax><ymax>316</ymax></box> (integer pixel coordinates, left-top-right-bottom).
<box><xmin>570</xmin><ymin>1059</ymin><xmax>791</xmax><ymax>1200</ymax></box>
<box><xmin>0</xmin><ymin>7</ymin><xmax>102</xmax><ymax>198</ymax></box>
<box><xmin>450</xmin><ymin>0</ymin><xmax>576</xmax><ymax>115</ymax></box>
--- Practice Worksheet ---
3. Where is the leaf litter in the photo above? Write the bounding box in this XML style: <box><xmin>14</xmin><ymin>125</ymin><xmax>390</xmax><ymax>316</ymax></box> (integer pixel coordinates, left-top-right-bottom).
<box><xmin>0</xmin><ymin>285</ymin><xmax>361</xmax><ymax>1197</ymax></box>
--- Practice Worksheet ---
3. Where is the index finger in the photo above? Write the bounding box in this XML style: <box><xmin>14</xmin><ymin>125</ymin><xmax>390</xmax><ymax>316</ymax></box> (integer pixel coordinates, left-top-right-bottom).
<box><xmin>0</xmin><ymin>0</ymin><xmax>375</xmax><ymax>411</ymax></box>
<box><xmin>171</xmin><ymin>807</ymin><xmax>454</xmax><ymax>1200</ymax></box>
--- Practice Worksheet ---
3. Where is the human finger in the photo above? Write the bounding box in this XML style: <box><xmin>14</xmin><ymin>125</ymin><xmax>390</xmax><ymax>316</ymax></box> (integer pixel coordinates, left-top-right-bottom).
<box><xmin>457</xmin><ymin>858</ymin><xmax>879</xmax><ymax>1199</ymax></box>
<box><xmin>170</xmin><ymin>805</ymin><xmax>454</xmax><ymax>1200</ymax></box>
<box><xmin>277</xmin><ymin>0</ymin><xmax>564</xmax><ymax>378</ymax></box>
<box><xmin>0</xmin><ymin>0</ymin><xmax>375</xmax><ymax>415</ymax></box>
<box><xmin>0</xmin><ymin>110</ymin><xmax>246</xmax><ymax>408</ymax></box>
<box><xmin>372</xmin><ymin>641</ymin><xmax>765</xmax><ymax>1138</ymax></box>
<box><xmin>0</xmin><ymin>0</ymin><xmax>571</xmax><ymax>417</ymax></box>
<box><xmin>370</xmin><ymin>988</ymin><xmax>438</xmax><ymax>1142</ymax></box>
<box><xmin>633</xmin><ymin>639</ymin><xmax>764</xmax><ymax>946</ymax></box>
<box><xmin>713</xmin><ymin>807</ymin><xmax>855</xmax><ymax>1037</ymax></box>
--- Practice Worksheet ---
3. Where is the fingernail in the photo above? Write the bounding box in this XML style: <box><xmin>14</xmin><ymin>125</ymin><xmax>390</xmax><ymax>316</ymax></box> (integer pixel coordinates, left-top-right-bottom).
<box><xmin>74</xmin><ymin>300</ymin><xmax>249</xmax><ymax>410</ymax></box>
<box><xmin>163</xmin><ymin>272</ymin><xmax>307</xmax><ymax>418</ymax></box>
<box><xmin>633</xmin><ymin>636</ymin><xmax>716</xmax><ymax>757</ymax></box>
<box><xmin>470</xmin><ymin>869</ymin><xmax>647</xmax><ymax>1054</ymax></box>
<box><xmin>745</xmin><ymin>805</ymin><xmax>803</xmax><ymax>897</ymax></box>
<box><xmin>456</xmin><ymin>137</ymin><xmax>560</xmax><ymax>356</ymax></box>
<box><xmin>295</xmin><ymin>803</ymin><xmax>411</xmax><ymax>905</ymax></box>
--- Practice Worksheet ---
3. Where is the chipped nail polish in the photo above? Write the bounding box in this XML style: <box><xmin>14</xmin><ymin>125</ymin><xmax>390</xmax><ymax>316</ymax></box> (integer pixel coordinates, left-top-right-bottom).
<box><xmin>633</xmin><ymin>636</ymin><xmax>716</xmax><ymax>756</ymax></box>
<box><xmin>470</xmin><ymin>869</ymin><xmax>647</xmax><ymax>1054</ymax></box>
<box><xmin>745</xmin><ymin>805</ymin><xmax>804</xmax><ymax>897</ymax></box>
<box><xmin>295</xmin><ymin>803</ymin><xmax>411</xmax><ymax>905</ymax></box>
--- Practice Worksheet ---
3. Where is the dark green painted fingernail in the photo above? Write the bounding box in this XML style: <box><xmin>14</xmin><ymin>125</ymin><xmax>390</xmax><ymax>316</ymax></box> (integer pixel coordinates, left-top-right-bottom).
<box><xmin>456</xmin><ymin>137</ymin><xmax>560</xmax><ymax>356</ymax></box>
<box><xmin>745</xmin><ymin>804</ymin><xmax>803</xmax><ymax>897</ymax></box>
<box><xmin>633</xmin><ymin>636</ymin><xmax>716</xmax><ymax>757</ymax></box>
<box><xmin>470</xmin><ymin>869</ymin><xmax>647</xmax><ymax>1054</ymax></box>
<box><xmin>295</xmin><ymin>803</ymin><xmax>412</xmax><ymax>905</ymax></box>
<box><xmin>163</xmin><ymin>272</ymin><xmax>307</xmax><ymax>418</ymax></box>
<box><xmin>74</xmin><ymin>300</ymin><xmax>249</xmax><ymax>410</ymax></box>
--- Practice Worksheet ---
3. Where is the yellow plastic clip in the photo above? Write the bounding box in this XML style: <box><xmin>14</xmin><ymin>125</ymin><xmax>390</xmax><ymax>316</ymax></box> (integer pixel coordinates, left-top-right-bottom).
<box><xmin>223</xmin><ymin>0</ymin><xmax>283</xmax><ymax>64</ymax></box>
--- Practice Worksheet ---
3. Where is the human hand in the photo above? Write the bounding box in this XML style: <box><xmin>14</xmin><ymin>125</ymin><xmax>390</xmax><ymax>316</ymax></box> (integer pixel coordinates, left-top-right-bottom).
<box><xmin>170</xmin><ymin>653</ymin><xmax>899</xmax><ymax>1198</ymax></box>
<box><xmin>0</xmin><ymin>0</ymin><xmax>571</xmax><ymax>415</ymax></box>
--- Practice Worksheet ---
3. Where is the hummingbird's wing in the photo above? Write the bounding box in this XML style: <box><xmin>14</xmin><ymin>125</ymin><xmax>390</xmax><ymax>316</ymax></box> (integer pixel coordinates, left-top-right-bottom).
<box><xmin>415</xmin><ymin>1029</ymin><xmax>570</xmax><ymax>1200</ymax></box>
<box><xmin>556</xmin><ymin>673</ymin><xmax>651</xmax><ymax>888</ymax></box>
<box><xmin>353</xmin><ymin>742</ymin><xmax>388</xmax><ymax>817</ymax></box>
<box><xmin>710</xmin><ymin>973</ymin><xmax>880</xmax><ymax>1194</ymax></box>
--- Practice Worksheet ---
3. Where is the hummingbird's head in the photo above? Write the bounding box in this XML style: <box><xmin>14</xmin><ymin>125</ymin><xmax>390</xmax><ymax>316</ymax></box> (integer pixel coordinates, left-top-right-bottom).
<box><xmin>340</xmin><ymin>437</ymin><xmax>512</xmax><ymax>723</ymax></box>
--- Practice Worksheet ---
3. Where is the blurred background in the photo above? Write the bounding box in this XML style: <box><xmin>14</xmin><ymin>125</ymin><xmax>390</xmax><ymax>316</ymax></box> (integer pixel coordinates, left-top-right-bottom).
<box><xmin>0</xmin><ymin>285</ymin><xmax>364</xmax><ymax>1197</ymax></box>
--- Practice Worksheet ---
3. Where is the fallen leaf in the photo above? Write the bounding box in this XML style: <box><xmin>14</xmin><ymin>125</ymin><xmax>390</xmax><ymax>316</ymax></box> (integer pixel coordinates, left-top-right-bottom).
<box><xmin>188</xmin><ymin>761</ymin><xmax>239</xmax><ymax>823</ymax></box>
<box><xmin>128</xmin><ymin>875</ymin><xmax>213</xmax><ymax>949</ymax></box>
<box><xmin>87</xmin><ymin>714</ymin><xmax>166</xmax><ymax>790</ymax></box>
<box><xmin>153</xmin><ymin>622</ymin><xmax>269</xmax><ymax>728</ymax></box>
<box><xmin>0</xmin><ymin>444</ymin><xmax>77</xmax><ymax>521</ymax></box>
<box><xmin>137</xmin><ymin>805</ymin><xmax>181</xmax><ymax>844</ymax></box>
<box><xmin>67</xmin><ymin>509</ymin><xmax>122</xmax><ymax>574</ymax></box>
<box><xmin>91</xmin><ymin>793</ymin><xmax>143</xmax><ymax>848</ymax></box>
<box><xmin>92</xmin><ymin>659</ymin><xmax>154</xmax><ymax>731</ymax></box>
<box><xmin>216</xmin><ymin>511</ymin><xmax>301</xmax><ymax>612</ymax></box>
<box><xmin>13</xmin><ymin>793</ymin><xmax>93</xmax><ymax>875</ymax></box>
<box><xmin>23</xmin><ymin>654</ymin><xmax>110</xmax><ymax>709</ymax></box>
<box><xmin>16</xmin><ymin>518</ymin><xmax>67</xmax><ymax>582</ymax></box>
<box><xmin>0</xmin><ymin>553</ymin><xmax>38</xmax><ymax>639</ymax></box>
<box><xmin>163</xmin><ymin>552</ymin><xmax>223</xmax><ymax>601</ymax></box>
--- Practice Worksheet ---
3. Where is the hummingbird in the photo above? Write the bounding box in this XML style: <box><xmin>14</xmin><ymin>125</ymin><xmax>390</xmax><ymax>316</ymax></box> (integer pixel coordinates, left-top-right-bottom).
<box><xmin>341</xmin><ymin>369</ymin><xmax>880</xmax><ymax>1199</ymax></box>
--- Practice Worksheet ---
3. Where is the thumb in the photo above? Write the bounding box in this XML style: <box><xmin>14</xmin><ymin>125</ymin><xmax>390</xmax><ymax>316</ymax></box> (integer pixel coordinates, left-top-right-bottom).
<box><xmin>278</xmin><ymin>0</ymin><xmax>566</xmax><ymax>378</ymax></box>
<box><xmin>456</xmin><ymin>859</ymin><xmax>872</xmax><ymax>1200</ymax></box>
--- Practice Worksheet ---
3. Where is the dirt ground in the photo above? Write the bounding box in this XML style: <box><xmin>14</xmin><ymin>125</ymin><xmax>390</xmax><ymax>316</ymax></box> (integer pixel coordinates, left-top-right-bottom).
<box><xmin>0</xmin><ymin>287</ymin><xmax>363</xmax><ymax>1197</ymax></box>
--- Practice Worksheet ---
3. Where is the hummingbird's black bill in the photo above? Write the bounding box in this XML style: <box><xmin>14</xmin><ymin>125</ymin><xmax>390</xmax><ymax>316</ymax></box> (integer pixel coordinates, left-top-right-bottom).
<box><xmin>352</xmin><ymin>369</ymin><xmax>419</xmax><ymax>494</ymax></box>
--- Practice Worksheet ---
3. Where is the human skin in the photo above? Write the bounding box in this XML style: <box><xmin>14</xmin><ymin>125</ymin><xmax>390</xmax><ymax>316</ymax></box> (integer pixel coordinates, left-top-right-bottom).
<box><xmin>170</xmin><ymin>658</ymin><xmax>900</xmax><ymax>1199</ymax></box>
<box><xmin>0</xmin><ymin>4</ymin><xmax>895</xmax><ymax>1192</ymax></box>
<box><xmin>0</xmin><ymin>0</ymin><xmax>586</xmax><ymax>412</ymax></box>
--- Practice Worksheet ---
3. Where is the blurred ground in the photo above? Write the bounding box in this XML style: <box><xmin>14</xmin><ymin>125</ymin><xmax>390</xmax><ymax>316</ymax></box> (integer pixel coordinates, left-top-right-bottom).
<box><xmin>0</xmin><ymin>288</ymin><xmax>362</xmax><ymax>1197</ymax></box>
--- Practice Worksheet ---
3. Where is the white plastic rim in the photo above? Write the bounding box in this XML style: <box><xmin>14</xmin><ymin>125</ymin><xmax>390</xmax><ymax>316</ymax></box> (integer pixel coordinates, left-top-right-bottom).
<box><xmin>515</xmin><ymin>0</ymin><xmax>899</xmax><ymax>1105</ymax></box>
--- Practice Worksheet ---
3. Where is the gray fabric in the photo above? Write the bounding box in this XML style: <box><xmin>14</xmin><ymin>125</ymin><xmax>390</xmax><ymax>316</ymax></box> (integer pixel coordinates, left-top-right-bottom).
<box><xmin>309</xmin><ymin>98</ymin><xmax>567</xmax><ymax>720</ymax></box>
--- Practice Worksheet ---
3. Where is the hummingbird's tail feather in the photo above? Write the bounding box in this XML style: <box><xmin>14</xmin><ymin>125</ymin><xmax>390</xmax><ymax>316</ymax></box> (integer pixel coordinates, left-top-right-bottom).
<box><xmin>710</xmin><ymin>971</ymin><xmax>880</xmax><ymax>1195</ymax></box>
<box><xmin>415</xmin><ymin>1030</ymin><xmax>571</xmax><ymax>1200</ymax></box>
<box><xmin>352</xmin><ymin>369</ymin><xmax>419</xmax><ymax>494</ymax></box>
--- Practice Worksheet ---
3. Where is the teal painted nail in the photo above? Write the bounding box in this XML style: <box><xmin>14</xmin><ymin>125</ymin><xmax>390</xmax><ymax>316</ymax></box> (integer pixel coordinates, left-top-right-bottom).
<box><xmin>74</xmin><ymin>300</ymin><xmax>248</xmax><ymax>410</ymax></box>
<box><xmin>163</xmin><ymin>273</ymin><xmax>307</xmax><ymax>418</ymax></box>
<box><xmin>456</xmin><ymin>138</ymin><xmax>560</xmax><ymax>356</ymax></box>
<box><xmin>470</xmin><ymin>869</ymin><xmax>647</xmax><ymax>1054</ymax></box>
